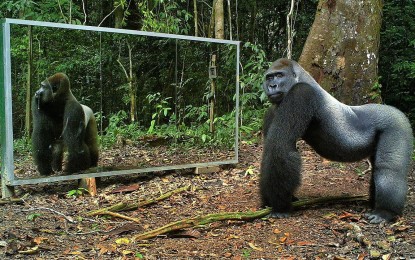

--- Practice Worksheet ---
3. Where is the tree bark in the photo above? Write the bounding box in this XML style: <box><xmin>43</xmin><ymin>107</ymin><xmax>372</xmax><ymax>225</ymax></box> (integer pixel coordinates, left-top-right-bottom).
<box><xmin>193</xmin><ymin>0</ymin><xmax>198</xmax><ymax>37</ymax></box>
<box><xmin>214</xmin><ymin>0</ymin><xmax>224</xmax><ymax>39</ymax></box>
<box><xmin>299</xmin><ymin>0</ymin><xmax>382</xmax><ymax>105</ymax></box>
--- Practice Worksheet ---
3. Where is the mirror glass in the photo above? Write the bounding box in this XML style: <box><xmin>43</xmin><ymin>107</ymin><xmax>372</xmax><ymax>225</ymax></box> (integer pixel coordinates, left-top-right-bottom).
<box><xmin>10</xmin><ymin>23</ymin><xmax>238</xmax><ymax>180</ymax></box>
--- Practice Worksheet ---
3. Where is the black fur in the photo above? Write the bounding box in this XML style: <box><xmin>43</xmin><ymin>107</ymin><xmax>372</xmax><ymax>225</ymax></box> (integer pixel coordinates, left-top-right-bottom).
<box><xmin>261</xmin><ymin>58</ymin><xmax>413</xmax><ymax>223</ymax></box>
<box><xmin>32</xmin><ymin>73</ymin><xmax>99</xmax><ymax>175</ymax></box>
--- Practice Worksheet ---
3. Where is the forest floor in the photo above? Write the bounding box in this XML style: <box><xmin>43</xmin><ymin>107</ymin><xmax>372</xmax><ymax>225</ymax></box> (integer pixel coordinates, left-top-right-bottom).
<box><xmin>1</xmin><ymin>142</ymin><xmax>414</xmax><ymax>259</ymax></box>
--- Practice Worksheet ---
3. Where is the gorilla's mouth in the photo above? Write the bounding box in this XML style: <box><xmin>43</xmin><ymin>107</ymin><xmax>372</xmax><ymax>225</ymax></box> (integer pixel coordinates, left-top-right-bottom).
<box><xmin>269</xmin><ymin>92</ymin><xmax>284</xmax><ymax>104</ymax></box>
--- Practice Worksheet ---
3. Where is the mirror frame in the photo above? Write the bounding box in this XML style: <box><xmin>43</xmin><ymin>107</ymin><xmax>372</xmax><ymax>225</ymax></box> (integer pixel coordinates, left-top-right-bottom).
<box><xmin>0</xmin><ymin>19</ymin><xmax>240</xmax><ymax>198</ymax></box>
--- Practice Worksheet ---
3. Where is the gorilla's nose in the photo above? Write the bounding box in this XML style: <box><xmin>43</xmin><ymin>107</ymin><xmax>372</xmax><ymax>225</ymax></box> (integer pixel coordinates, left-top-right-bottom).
<box><xmin>35</xmin><ymin>89</ymin><xmax>42</xmax><ymax>97</ymax></box>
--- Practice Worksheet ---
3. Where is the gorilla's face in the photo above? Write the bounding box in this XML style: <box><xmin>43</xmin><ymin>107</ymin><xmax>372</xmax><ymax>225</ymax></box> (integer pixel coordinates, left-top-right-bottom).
<box><xmin>263</xmin><ymin>59</ymin><xmax>299</xmax><ymax>104</ymax></box>
<box><xmin>34</xmin><ymin>80</ymin><xmax>56</xmax><ymax>104</ymax></box>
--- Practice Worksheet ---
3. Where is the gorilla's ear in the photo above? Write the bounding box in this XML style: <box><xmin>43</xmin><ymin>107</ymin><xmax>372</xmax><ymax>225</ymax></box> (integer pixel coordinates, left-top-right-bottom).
<box><xmin>290</xmin><ymin>61</ymin><xmax>301</xmax><ymax>82</ymax></box>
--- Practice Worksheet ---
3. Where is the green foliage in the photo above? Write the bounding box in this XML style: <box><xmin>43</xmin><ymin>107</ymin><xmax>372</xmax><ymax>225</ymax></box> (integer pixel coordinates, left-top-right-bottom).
<box><xmin>241</xmin><ymin>248</ymin><xmax>252</xmax><ymax>259</ymax></box>
<box><xmin>369</xmin><ymin>79</ymin><xmax>382</xmax><ymax>102</ymax></box>
<box><xmin>13</xmin><ymin>136</ymin><xmax>31</xmax><ymax>156</ymax></box>
<box><xmin>98</xmin><ymin>111</ymin><xmax>145</xmax><ymax>148</ymax></box>
<box><xmin>26</xmin><ymin>213</ymin><xmax>41</xmax><ymax>221</ymax></box>
<box><xmin>66</xmin><ymin>188</ymin><xmax>89</xmax><ymax>198</ymax></box>
<box><xmin>146</xmin><ymin>93</ymin><xmax>172</xmax><ymax>134</ymax></box>
<box><xmin>0</xmin><ymin>0</ymin><xmax>83</xmax><ymax>23</ymax></box>
<box><xmin>138</xmin><ymin>0</ymin><xmax>192</xmax><ymax>34</ymax></box>
<box><xmin>379</xmin><ymin>1</ymin><xmax>415</xmax><ymax>126</ymax></box>
<box><xmin>240</xmin><ymin>42</ymin><xmax>271</xmax><ymax>105</ymax></box>
<box><xmin>238</xmin><ymin>42</ymin><xmax>271</xmax><ymax>143</ymax></box>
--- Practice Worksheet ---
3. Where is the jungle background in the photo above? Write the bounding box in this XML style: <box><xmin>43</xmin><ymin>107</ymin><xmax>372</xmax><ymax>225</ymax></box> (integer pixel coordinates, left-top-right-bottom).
<box><xmin>0</xmin><ymin>0</ymin><xmax>414</xmax><ymax>259</ymax></box>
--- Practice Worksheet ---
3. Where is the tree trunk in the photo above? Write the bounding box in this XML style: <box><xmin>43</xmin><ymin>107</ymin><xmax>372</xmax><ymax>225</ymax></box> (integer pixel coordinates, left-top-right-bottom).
<box><xmin>299</xmin><ymin>0</ymin><xmax>382</xmax><ymax>105</ymax></box>
<box><xmin>214</xmin><ymin>0</ymin><xmax>224</xmax><ymax>39</ymax></box>
<box><xmin>128</xmin><ymin>42</ymin><xmax>137</xmax><ymax>123</ymax></box>
<box><xmin>193</xmin><ymin>0</ymin><xmax>198</xmax><ymax>37</ymax></box>
<box><xmin>114</xmin><ymin>1</ymin><xmax>124</xmax><ymax>29</ymax></box>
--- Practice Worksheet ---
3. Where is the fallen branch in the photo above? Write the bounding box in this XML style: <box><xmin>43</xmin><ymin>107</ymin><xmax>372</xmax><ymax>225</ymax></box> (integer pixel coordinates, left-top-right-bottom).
<box><xmin>99</xmin><ymin>211</ymin><xmax>141</xmax><ymax>223</ymax></box>
<box><xmin>133</xmin><ymin>194</ymin><xmax>368</xmax><ymax>241</ymax></box>
<box><xmin>87</xmin><ymin>185</ymin><xmax>191</xmax><ymax>216</ymax></box>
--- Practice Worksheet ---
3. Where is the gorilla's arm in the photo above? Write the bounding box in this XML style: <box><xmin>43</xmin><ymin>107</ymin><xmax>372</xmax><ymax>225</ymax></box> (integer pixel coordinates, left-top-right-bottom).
<box><xmin>31</xmin><ymin>98</ymin><xmax>57</xmax><ymax>175</ymax></box>
<box><xmin>260</xmin><ymin>83</ymin><xmax>317</xmax><ymax>217</ymax></box>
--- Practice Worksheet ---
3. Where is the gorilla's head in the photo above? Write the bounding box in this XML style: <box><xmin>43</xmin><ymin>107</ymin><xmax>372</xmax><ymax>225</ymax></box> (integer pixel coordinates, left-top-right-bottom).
<box><xmin>263</xmin><ymin>58</ymin><xmax>300</xmax><ymax>105</ymax></box>
<box><xmin>34</xmin><ymin>73</ymin><xmax>71</xmax><ymax>105</ymax></box>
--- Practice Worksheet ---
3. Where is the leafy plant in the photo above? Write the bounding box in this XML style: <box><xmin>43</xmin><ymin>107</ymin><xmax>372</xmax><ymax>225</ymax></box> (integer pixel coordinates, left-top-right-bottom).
<box><xmin>146</xmin><ymin>93</ymin><xmax>172</xmax><ymax>134</ymax></box>
<box><xmin>241</xmin><ymin>248</ymin><xmax>252</xmax><ymax>259</ymax></box>
<box><xmin>27</xmin><ymin>213</ymin><xmax>42</xmax><ymax>221</ymax></box>
<box><xmin>67</xmin><ymin>188</ymin><xmax>89</xmax><ymax>198</ymax></box>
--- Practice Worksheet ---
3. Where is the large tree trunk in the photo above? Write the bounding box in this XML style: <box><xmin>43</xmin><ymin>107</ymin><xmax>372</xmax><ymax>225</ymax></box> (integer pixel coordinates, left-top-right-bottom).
<box><xmin>299</xmin><ymin>0</ymin><xmax>382</xmax><ymax>105</ymax></box>
<box><xmin>214</xmin><ymin>0</ymin><xmax>224</xmax><ymax>39</ymax></box>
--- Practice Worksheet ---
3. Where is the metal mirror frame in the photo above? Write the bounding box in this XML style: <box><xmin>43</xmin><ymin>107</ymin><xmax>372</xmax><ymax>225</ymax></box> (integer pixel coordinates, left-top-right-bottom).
<box><xmin>0</xmin><ymin>19</ymin><xmax>240</xmax><ymax>198</ymax></box>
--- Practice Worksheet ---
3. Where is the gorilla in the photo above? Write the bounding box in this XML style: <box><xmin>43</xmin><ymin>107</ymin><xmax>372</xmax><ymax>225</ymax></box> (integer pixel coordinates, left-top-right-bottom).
<box><xmin>260</xmin><ymin>58</ymin><xmax>413</xmax><ymax>223</ymax></box>
<box><xmin>32</xmin><ymin>73</ymin><xmax>99</xmax><ymax>175</ymax></box>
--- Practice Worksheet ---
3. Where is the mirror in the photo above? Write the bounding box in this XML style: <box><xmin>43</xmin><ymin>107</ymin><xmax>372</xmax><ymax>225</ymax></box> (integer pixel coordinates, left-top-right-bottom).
<box><xmin>8</xmin><ymin>21</ymin><xmax>239</xmax><ymax>180</ymax></box>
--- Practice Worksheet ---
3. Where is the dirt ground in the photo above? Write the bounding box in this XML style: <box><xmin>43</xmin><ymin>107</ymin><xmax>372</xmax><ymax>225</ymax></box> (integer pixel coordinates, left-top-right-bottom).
<box><xmin>1</xmin><ymin>142</ymin><xmax>414</xmax><ymax>259</ymax></box>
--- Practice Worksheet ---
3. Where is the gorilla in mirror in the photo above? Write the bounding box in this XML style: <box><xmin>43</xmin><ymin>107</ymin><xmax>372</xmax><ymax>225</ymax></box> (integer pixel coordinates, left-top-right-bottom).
<box><xmin>260</xmin><ymin>58</ymin><xmax>413</xmax><ymax>223</ymax></box>
<box><xmin>32</xmin><ymin>73</ymin><xmax>99</xmax><ymax>175</ymax></box>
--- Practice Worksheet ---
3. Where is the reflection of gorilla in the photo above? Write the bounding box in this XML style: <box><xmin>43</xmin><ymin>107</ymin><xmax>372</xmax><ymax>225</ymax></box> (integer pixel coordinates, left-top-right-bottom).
<box><xmin>260</xmin><ymin>58</ymin><xmax>413</xmax><ymax>223</ymax></box>
<box><xmin>32</xmin><ymin>73</ymin><xmax>99</xmax><ymax>175</ymax></box>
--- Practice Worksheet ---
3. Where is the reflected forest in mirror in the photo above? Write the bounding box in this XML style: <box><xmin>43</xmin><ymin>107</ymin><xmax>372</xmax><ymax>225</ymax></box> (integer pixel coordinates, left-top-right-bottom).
<box><xmin>11</xmin><ymin>24</ymin><xmax>238</xmax><ymax>179</ymax></box>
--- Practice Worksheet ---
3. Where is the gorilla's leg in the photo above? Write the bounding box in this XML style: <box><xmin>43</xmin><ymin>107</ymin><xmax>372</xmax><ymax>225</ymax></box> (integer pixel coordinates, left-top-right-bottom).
<box><xmin>260</xmin><ymin>143</ymin><xmax>301</xmax><ymax>217</ymax></box>
<box><xmin>66</xmin><ymin>141</ymin><xmax>91</xmax><ymax>173</ymax></box>
<box><xmin>367</xmin><ymin>129</ymin><xmax>412</xmax><ymax>223</ymax></box>
<box><xmin>85</xmin><ymin>123</ymin><xmax>99</xmax><ymax>167</ymax></box>
<box><xmin>63</xmin><ymin>118</ymin><xmax>92</xmax><ymax>173</ymax></box>
<box><xmin>51</xmin><ymin>141</ymin><xmax>64</xmax><ymax>172</ymax></box>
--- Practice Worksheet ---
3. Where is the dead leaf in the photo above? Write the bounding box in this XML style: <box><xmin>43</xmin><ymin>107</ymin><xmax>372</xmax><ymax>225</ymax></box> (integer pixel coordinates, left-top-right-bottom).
<box><xmin>296</xmin><ymin>241</ymin><xmax>315</xmax><ymax>246</ymax></box>
<box><xmin>109</xmin><ymin>184</ymin><xmax>140</xmax><ymax>194</ymax></box>
<box><xmin>339</xmin><ymin>212</ymin><xmax>359</xmax><ymax>220</ymax></box>
<box><xmin>96</xmin><ymin>243</ymin><xmax>116</xmax><ymax>255</ymax></box>
<box><xmin>227</xmin><ymin>234</ymin><xmax>239</xmax><ymax>240</ymax></box>
<box><xmin>223</xmin><ymin>252</ymin><xmax>232</xmax><ymax>257</ymax></box>
<box><xmin>357</xmin><ymin>252</ymin><xmax>368</xmax><ymax>260</ymax></box>
<box><xmin>248</xmin><ymin>242</ymin><xmax>263</xmax><ymax>251</ymax></box>
<box><xmin>279</xmin><ymin>236</ymin><xmax>287</xmax><ymax>243</ymax></box>
<box><xmin>273</xmin><ymin>228</ymin><xmax>282</xmax><ymax>234</ymax></box>
<box><xmin>122</xmin><ymin>250</ymin><xmax>134</xmax><ymax>255</ymax></box>
<box><xmin>376</xmin><ymin>240</ymin><xmax>390</xmax><ymax>250</ymax></box>
<box><xmin>33</xmin><ymin>237</ymin><xmax>48</xmax><ymax>245</ymax></box>
<box><xmin>115</xmin><ymin>237</ymin><xmax>131</xmax><ymax>245</ymax></box>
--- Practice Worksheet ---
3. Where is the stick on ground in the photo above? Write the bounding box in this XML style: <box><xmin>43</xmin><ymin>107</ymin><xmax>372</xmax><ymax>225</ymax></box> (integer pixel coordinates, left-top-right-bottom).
<box><xmin>133</xmin><ymin>195</ymin><xmax>368</xmax><ymax>241</ymax></box>
<box><xmin>86</xmin><ymin>185</ymin><xmax>191</xmax><ymax>216</ymax></box>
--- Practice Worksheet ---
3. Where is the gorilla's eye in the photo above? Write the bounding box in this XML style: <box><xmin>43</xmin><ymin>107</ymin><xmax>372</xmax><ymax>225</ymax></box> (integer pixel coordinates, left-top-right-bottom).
<box><xmin>276</xmin><ymin>72</ymin><xmax>284</xmax><ymax>78</ymax></box>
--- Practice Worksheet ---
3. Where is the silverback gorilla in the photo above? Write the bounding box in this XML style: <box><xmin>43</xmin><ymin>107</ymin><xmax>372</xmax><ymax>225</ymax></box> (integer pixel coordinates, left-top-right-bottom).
<box><xmin>32</xmin><ymin>73</ymin><xmax>99</xmax><ymax>175</ymax></box>
<box><xmin>260</xmin><ymin>58</ymin><xmax>413</xmax><ymax>223</ymax></box>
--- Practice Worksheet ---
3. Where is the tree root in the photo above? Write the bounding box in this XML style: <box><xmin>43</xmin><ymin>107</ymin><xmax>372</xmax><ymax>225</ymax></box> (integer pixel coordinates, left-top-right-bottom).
<box><xmin>133</xmin><ymin>194</ymin><xmax>368</xmax><ymax>241</ymax></box>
